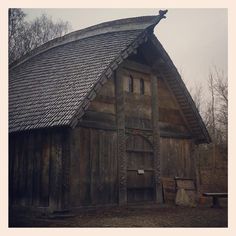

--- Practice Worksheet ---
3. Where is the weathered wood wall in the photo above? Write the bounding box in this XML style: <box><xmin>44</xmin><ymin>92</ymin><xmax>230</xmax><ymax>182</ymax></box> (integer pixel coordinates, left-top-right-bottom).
<box><xmin>9</xmin><ymin>128</ymin><xmax>70</xmax><ymax>210</ymax></box>
<box><xmin>71</xmin><ymin>75</ymin><xmax>119</xmax><ymax>206</ymax></box>
<box><xmin>160</xmin><ymin>138</ymin><xmax>194</xmax><ymax>178</ymax></box>
<box><xmin>9</xmin><ymin>59</ymin><xmax>197</xmax><ymax>209</ymax></box>
<box><xmin>157</xmin><ymin>77</ymin><xmax>190</xmax><ymax>137</ymax></box>
<box><xmin>80</xmin><ymin>76</ymin><xmax>116</xmax><ymax>130</ymax></box>
<box><xmin>69</xmin><ymin>127</ymin><xmax>118</xmax><ymax>207</ymax></box>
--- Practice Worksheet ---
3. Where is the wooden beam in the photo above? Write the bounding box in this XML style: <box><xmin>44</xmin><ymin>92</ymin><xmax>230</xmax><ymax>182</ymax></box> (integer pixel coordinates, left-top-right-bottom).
<box><xmin>82</xmin><ymin>110</ymin><xmax>116</xmax><ymax>124</ymax></box>
<box><xmin>126</xmin><ymin>149</ymin><xmax>154</xmax><ymax>153</ymax></box>
<box><xmin>160</xmin><ymin>131</ymin><xmax>192</xmax><ymax>139</ymax></box>
<box><xmin>79</xmin><ymin>120</ymin><xmax>116</xmax><ymax>131</ymax></box>
<box><xmin>151</xmin><ymin>73</ymin><xmax>163</xmax><ymax>203</ymax></box>
<box><xmin>122</xmin><ymin>59</ymin><xmax>151</xmax><ymax>75</ymax></box>
<box><xmin>115</xmin><ymin>69</ymin><xmax>127</xmax><ymax>205</ymax></box>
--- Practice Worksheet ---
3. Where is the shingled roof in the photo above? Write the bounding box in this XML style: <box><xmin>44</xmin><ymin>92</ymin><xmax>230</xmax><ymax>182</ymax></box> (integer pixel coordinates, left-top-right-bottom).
<box><xmin>9</xmin><ymin>10</ymin><xmax>210</xmax><ymax>143</ymax></box>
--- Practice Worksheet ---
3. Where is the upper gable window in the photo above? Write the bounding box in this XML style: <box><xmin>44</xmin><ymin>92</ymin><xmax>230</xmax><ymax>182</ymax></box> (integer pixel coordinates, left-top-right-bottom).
<box><xmin>128</xmin><ymin>75</ymin><xmax>134</xmax><ymax>93</ymax></box>
<box><xmin>140</xmin><ymin>78</ymin><xmax>145</xmax><ymax>95</ymax></box>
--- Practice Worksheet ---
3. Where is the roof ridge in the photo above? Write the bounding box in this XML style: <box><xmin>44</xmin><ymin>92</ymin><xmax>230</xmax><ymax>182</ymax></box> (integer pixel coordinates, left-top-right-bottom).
<box><xmin>9</xmin><ymin>11</ymin><xmax>168</xmax><ymax>70</ymax></box>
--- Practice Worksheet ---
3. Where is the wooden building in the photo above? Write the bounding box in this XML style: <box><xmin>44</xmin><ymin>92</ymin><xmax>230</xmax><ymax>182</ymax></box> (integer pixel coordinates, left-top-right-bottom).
<box><xmin>9</xmin><ymin>11</ymin><xmax>210</xmax><ymax>212</ymax></box>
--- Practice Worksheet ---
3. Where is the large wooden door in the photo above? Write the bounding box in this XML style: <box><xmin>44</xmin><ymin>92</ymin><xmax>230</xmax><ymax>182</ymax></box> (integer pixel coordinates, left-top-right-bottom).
<box><xmin>126</xmin><ymin>134</ymin><xmax>155</xmax><ymax>203</ymax></box>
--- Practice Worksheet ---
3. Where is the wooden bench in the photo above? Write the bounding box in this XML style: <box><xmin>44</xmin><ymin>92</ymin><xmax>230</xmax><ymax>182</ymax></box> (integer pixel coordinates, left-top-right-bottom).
<box><xmin>202</xmin><ymin>193</ymin><xmax>228</xmax><ymax>208</ymax></box>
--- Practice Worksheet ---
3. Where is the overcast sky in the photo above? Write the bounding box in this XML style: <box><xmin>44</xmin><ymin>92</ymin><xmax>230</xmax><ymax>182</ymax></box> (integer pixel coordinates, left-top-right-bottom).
<box><xmin>23</xmin><ymin>8</ymin><xmax>227</xmax><ymax>99</ymax></box>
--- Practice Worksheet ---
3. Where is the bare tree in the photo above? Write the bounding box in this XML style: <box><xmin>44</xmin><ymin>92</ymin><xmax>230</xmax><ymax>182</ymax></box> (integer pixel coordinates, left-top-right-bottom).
<box><xmin>9</xmin><ymin>9</ymin><xmax>27</xmax><ymax>64</ymax></box>
<box><xmin>208</xmin><ymin>72</ymin><xmax>217</xmax><ymax>169</ymax></box>
<box><xmin>213</xmin><ymin>69</ymin><xmax>228</xmax><ymax>145</ymax></box>
<box><xmin>9</xmin><ymin>9</ymin><xmax>71</xmax><ymax>64</ymax></box>
<box><xmin>191</xmin><ymin>82</ymin><xmax>204</xmax><ymax>114</ymax></box>
<box><xmin>204</xmin><ymin>68</ymin><xmax>228</xmax><ymax>146</ymax></box>
<box><xmin>26</xmin><ymin>14</ymin><xmax>71</xmax><ymax>50</ymax></box>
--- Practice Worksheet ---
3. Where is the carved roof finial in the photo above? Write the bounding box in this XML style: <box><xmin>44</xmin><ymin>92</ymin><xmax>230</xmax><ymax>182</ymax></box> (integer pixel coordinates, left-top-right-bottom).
<box><xmin>159</xmin><ymin>9</ymin><xmax>168</xmax><ymax>19</ymax></box>
<box><xmin>148</xmin><ymin>9</ymin><xmax>168</xmax><ymax>31</ymax></box>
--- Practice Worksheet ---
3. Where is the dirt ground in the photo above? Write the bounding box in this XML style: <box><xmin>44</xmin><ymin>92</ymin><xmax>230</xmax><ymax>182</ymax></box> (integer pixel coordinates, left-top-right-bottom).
<box><xmin>9</xmin><ymin>203</ymin><xmax>228</xmax><ymax>227</ymax></box>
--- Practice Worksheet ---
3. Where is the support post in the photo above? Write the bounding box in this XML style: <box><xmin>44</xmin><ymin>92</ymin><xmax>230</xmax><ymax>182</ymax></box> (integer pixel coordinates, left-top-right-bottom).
<box><xmin>151</xmin><ymin>73</ymin><xmax>163</xmax><ymax>203</ymax></box>
<box><xmin>115</xmin><ymin>68</ymin><xmax>127</xmax><ymax>205</ymax></box>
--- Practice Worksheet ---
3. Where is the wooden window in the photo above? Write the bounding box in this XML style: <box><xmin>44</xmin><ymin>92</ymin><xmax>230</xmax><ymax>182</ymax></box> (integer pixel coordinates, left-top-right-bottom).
<box><xmin>140</xmin><ymin>78</ymin><xmax>145</xmax><ymax>95</ymax></box>
<box><xmin>128</xmin><ymin>75</ymin><xmax>134</xmax><ymax>93</ymax></box>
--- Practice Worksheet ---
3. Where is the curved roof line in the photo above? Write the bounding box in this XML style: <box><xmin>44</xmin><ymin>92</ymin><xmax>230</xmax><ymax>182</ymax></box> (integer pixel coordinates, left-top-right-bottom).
<box><xmin>9</xmin><ymin>10</ymin><xmax>210</xmax><ymax>143</ymax></box>
<box><xmin>10</xmin><ymin>10</ymin><xmax>168</xmax><ymax>70</ymax></box>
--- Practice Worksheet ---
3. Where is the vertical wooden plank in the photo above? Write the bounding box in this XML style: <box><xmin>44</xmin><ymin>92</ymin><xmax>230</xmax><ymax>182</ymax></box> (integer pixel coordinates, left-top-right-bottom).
<box><xmin>40</xmin><ymin>131</ymin><xmax>50</xmax><ymax>207</ymax></box>
<box><xmin>9</xmin><ymin>134</ymin><xmax>15</xmax><ymax>205</ymax></box>
<box><xmin>106</xmin><ymin>131</ymin><xmax>111</xmax><ymax>204</ymax></box>
<box><xmin>33</xmin><ymin>130</ymin><xmax>42</xmax><ymax>207</ymax></box>
<box><xmin>18</xmin><ymin>133</ymin><xmax>26</xmax><ymax>205</ymax></box>
<box><xmin>15</xmin><ymin>133</ymin><xmax>22</xmax><ymax>205</ymax></box>
<box><xmin>115</xmin><ymin>68</ymin><xmax>127</xmax><ymax>205</ymax></box>
<box><xmin>27</xmin><ymin>132</ymin><xmax>34</xmax><ymax>206</ymax></box>
<box><xmin>70</xmin><ymin>127</ymin><xmax>80</xmax><ymax>207</ymax></box>
<box><xmin>89</xmin><ymin>128</ymin><xmax>94</xmax><ymax>205</ymax></box>
<box><xmin>106</xmin><ymin>132</ymin><xmax>112</xmax><ymax>203</ymax></box>
<box><xmin>13</xmin><ymin>134</ymin><xmax>20</xmax><ymax>205</ymax></box>
<box><xmin>104</xmin><ymin>131</ymin><xmax>109</xmax><ymax>204</ymax></box>
<box><xmin>22</xmin><ymin>132</ymin><xmax>29</xmax><ymax>206</ymax></box>
<box><xmin>79</xmin><ymin>127</ymin><xmax>91</xmax><ymax>205</ymax></box>
<box><xmin>98</xmin><ymin>130</ymin><xmax>104</xmax><ymax>204</ymax></box>
<box><xmin>110</xmin><ymin>131</ymin><xmax>118</xmax><ymax>204</ymax></box>
<box><xmin>61</xmin><ymin>128</ymin><xmax>71</xmax><ymax>210</ymax></box>
<box><xmin>90</xmin><ymin>128</ymin><xmax>100</xmax><ymax>205</ymax></box>
<box><xmin>184</xmin><ymin>140</ymin><xmax>188</xmax><ymax>176</ymax></box>
<box><xmin>151</xmin><ymin>73</ymin><xmax>163</xmax><ymax>203</ymax></box>
<box><xmin>192</xmin><ymin>143</ymin><xmax>201</xmax><ymax>198</ymax></box>
<box><xmin>49</xmin><ymin>129</ymin><xmax>62</xmax><ymax>211</ymax></box>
